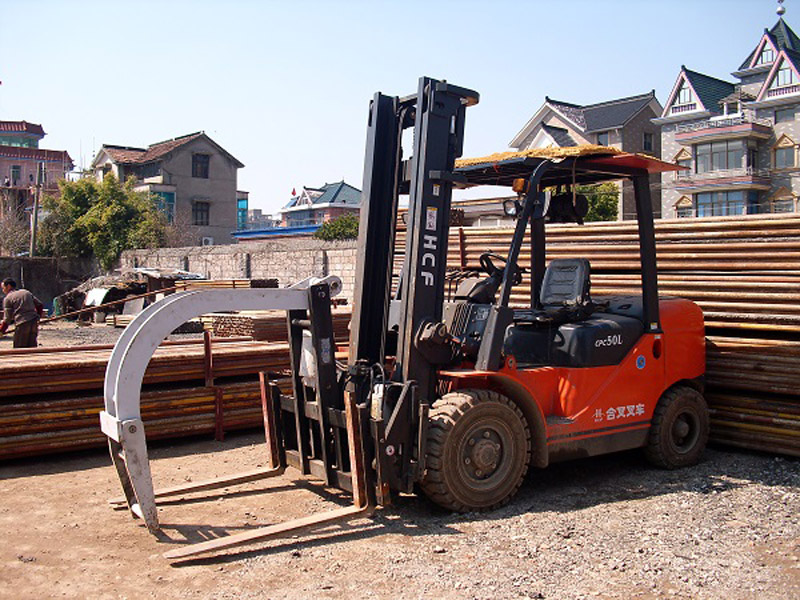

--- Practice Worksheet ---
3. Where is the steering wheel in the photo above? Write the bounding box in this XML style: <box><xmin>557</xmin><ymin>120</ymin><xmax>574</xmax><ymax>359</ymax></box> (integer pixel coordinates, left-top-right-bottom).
<box><xmin>479</xmin><ymin>252</ymin><xmax>523</xmax><ymax>285</ymax></box>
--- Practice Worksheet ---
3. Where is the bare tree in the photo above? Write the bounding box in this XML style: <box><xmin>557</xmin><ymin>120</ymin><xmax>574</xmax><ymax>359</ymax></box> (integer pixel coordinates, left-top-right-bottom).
<box><xmin>0</xmin><ymin>191</ymin><xmax>30</xmax><ymax>255</ymax></box>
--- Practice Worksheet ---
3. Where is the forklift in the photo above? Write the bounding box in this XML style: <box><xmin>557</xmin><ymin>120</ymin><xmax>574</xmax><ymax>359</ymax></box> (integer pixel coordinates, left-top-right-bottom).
<box><xmin>100</xmin><ymin>77</ymin><xmax>707</xmax><ymax>559</ymax></box>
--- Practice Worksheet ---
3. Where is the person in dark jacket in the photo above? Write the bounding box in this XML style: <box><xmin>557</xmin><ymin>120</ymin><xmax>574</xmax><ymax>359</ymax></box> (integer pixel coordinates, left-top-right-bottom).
<box><xmin>0</xmin><ymin>278</ymin><xmax>43</xmax><ymax>348</ymax></box>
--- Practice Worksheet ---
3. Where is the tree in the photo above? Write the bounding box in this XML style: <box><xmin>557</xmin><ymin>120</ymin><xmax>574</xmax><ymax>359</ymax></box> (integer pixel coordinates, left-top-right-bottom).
<box><xmin>39</xmin><ymin>174</ymin><xmax>168</xmax><ymax>270</ymax></box>
<box><xmin>578</xmin><ymin>182</ymin><xmax>619</xmax><ymax>222</ymax></box>
<box><xmin>313</xmin><ymin>213</ymin><xmax>360</xmax><ymax>241</ymax></box>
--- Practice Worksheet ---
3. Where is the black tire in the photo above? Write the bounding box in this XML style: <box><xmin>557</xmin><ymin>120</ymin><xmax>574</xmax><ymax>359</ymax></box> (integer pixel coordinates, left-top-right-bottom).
<box><xmin>421</xmin><ymin>389</ymin><xmax>531</xmax><ymax>512</ymax></box>
<box><xmin>645</xmin><ymin>385</ymin><xmax>709</xmax><ymax>469</ymax></box>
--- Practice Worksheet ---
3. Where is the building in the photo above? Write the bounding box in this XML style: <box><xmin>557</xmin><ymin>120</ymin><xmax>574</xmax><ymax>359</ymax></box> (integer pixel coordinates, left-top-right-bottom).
<box><xmin>0</xmin><ymin>120</ymin><xmax>73</xmax><ymax>217</ymax></box>
<box><xmin>279</xmin><ymin>181</ymin><xmax>361</xmax><ymax>227</ymax></box>
<box><xmin>91</xmin><ymin>132</ymin><xmax>244</xmax><ymax>245</ymax></box>
<box><xmin>244</xmin><ymin>208</ymin><xmax>280</xmax><ymax>230</ymax></box>
<box><xmin>655</xmin><ymin>11</ymin><xmax>800</xmax><ymax>218</ymax></box>
<box><xmin>509</xmin><ymin>92</ymin><xmax>662</xmax><ymax>219</ymax></box>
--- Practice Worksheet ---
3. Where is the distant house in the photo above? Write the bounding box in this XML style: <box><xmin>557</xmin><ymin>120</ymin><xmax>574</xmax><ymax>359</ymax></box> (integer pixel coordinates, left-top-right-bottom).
<box><xmin>279</xmin><ymin>181</ymin><xmax>361</xmax><ymax>227</ymax></box>
<box><xmin>233</xmin><ymin>181</ymin><xmax>361</xmax><ymax>241</ymax></box>
<box><xmin>91</xmin><ymin>132</ymin><xmax>245</xmax><ymax>245</ymax></box>
<box><xmin>509</xmin><ymin>92</ymin><xmax>663</xmax><ymax>219</ymax></box>
<box><xmin>0</xmin><ymin>120</ymin><xmax>73</xmax><ymax>216</ymax></box>
<box><xmin>655</xmin><ymin>13</ymin><xmax>800</xmax><ymax>218</ymax></box>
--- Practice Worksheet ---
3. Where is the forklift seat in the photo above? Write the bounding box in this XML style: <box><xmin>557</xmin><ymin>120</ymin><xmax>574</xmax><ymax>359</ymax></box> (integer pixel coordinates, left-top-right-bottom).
<box><xmin>513</xmin><ymin>258</ymin><xmax>597</xmax><ymax>327</ymax></box>
<box><xmin>540</xmin><ymin>259</ymin><xmax>592</xmax><ymax>308</ymax></box>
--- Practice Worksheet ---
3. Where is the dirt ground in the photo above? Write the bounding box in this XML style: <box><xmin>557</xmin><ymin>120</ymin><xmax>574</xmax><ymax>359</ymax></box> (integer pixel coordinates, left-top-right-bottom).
<box><xmin>0</xmin><ymin>431</ymin><xmax>797</xmax><ymax>600</ymax></box>
<box><xmin>0</xmin><ymin>322</ymin><xmax>798</xmax><ymax>599</ymax></box>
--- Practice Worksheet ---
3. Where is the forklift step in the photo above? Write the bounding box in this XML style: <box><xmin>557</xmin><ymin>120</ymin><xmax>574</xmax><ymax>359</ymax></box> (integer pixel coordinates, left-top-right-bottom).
<box><xmin>546</xmin><ymin>416</ymin><xmax>575</xmax><ymax>425</ymax></box>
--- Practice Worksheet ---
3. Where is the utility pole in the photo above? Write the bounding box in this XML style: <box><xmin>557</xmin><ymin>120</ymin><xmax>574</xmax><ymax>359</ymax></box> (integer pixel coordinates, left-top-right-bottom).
<box><xmin>29</xmin><ymin>161</ymin><xmax>43</xmax><ymax>257</ymax></box>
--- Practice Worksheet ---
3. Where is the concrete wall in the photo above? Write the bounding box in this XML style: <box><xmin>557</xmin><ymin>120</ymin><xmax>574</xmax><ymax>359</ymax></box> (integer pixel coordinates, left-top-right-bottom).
<box><xmin>0</xmin><ymin>256</ymin><xmax>99</xmax><ymax>308</ymax></box>
<box><xmin>160</xmin><ymin>137</ymin><xmax>239</xmax><ymax>245</ymax></box>
<box><xmin>122</xmin><ymin>239</ymin><xmax>360</xmax><ymax>301</ymax></box>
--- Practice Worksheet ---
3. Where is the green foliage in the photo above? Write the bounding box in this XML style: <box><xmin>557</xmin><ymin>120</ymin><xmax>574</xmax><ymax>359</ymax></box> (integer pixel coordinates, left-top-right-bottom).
<box><xmin>578</xmin><ymin>182</ymin><xmax>619</xmax><ymax>222</ymax></box>
<box><xmin>39</xmin><ymin>175</ymin><xmax>168</xmax><ymax>270</ymax></box>
<box><xmin>313</xmin><ymin>213</ymin><xmax>360</xmax><ymax>241</ymax></box>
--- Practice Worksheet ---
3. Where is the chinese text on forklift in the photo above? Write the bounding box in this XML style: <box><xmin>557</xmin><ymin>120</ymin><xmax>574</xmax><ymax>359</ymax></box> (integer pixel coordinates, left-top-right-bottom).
<box><xmin>100</xmin><ymin>77</ymin><xmax>708</xmax><ymax>560</ymax></box>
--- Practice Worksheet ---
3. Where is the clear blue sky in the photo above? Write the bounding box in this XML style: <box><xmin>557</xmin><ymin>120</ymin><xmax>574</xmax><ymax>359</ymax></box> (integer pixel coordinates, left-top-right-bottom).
<box><xmin>0</xmin><ymin>0</ymin><xmax>786</xmax><ymax>214</ymax></box>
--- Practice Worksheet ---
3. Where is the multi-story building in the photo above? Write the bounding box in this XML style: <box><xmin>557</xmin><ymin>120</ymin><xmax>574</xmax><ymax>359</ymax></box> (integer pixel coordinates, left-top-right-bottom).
<box><xmin>0</xmin><ymin>120</ymin><xmax>73</xmax><ymax>216</ymax></box>
<box><xmin>92</xmin><ymin>132</ymin><xmax>245</xmax><ymax>245</ymax></box>
<box><xmin>655</xmin><ymin>12</ymin><xmax>800</xmax><ymax>218</ymax></box>
<box><xmin>509</xmin><ymin>91</ymin><xmax>663</xmax><ymax>219</ymax></box>
<box><xmin>279</xmin><ymin>181</ymin><xmax>361</xmax><ymax>227</ymax></box>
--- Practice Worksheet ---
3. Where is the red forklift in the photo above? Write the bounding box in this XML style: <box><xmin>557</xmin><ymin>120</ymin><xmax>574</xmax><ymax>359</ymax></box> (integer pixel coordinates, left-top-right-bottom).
<box><xmin>103</xmin><ymin>77</ymin><xmax>707</xmax><ymax>558</ymax></box>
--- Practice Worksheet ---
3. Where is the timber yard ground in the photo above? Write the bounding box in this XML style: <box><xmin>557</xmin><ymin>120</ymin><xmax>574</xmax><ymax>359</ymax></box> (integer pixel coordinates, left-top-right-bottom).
<box><xmin>0</xmin><ymin>322</ymin><xmax>798</xmax><ymax>600</ymax></box>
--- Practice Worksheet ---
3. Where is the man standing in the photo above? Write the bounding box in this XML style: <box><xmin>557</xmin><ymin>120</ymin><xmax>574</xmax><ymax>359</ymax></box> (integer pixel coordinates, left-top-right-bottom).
<box><xmin>0</xmin><ymin>278</ymin><xmax>43</xmax><ymax>348</ymax></box>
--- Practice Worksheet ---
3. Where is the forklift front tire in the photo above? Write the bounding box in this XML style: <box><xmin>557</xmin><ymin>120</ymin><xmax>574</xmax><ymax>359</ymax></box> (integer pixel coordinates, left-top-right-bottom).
<box><xmin>645</xmin><ymin>385</ymin><xmax>709</xmax><ymax>469</ymax></box>
<box><xmin>421</xmin><ymin>389</ymin><xmax>531</xmax><ymax>512</ymax></box>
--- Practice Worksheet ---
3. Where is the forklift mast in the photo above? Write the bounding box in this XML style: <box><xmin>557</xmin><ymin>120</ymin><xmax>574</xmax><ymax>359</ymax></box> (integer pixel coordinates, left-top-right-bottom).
<box><xmin>349</xmin><ymin>77</ymin><xmax>479</xmax><ymax>403</ymax></box>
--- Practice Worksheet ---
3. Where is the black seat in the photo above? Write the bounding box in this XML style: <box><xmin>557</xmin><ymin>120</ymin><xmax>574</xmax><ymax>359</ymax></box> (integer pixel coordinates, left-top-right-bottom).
<box><xmin>514</xmin><ymin>258</ymin><xmax>597</xmax><ymax>326</ymax></box>
<box><xmin>540</xmin><ymin>258</ymin><xmax>592</xmax><ymax>308</ymax></box>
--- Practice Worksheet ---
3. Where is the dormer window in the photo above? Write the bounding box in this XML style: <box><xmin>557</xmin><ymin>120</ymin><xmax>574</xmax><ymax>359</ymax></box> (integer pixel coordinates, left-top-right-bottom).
<box><xmin>676</xmin><ymin>81</ymin><xmax>693</xmax><ymax>105</ymax></box>
<box><xmin>770</xmin><ymin>62</ymin><xmax>797</xmax><ymax>89</ymax></box>
<box><xmin>756</xmin><ymin>45</ymin><xmax>775</xmax><ymax>66</ymax></box>
<box><xmin>725</xmin><ymin>101</ymin><xmax>739</xmax><ymax>115</ymax></box>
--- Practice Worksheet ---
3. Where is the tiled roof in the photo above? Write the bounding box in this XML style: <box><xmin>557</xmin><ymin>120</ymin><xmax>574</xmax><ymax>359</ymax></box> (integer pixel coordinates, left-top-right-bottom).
<box><xmin>546</xmin><ymin>92</ymin><xmax>656</xmax><ymax>133</ymax></box>
<box><xmin>0</xmin><ymin>121</ymin><xmax>45</xmax><ymax>136</ymax></box>
<box><xmin>545</xmin><ymin>98</ymin><xmax>586</xmax><ymax>128</ymax></box>
<box><xmin>0</xmin><ymin>145</ymin><xmax>73</xmax><ymax>166</ymax></box>
<box><xmin>102</xmin><ymin>132</ymin><xmax>205</xmax><ymax>164</ymax></box>
<box><xmin>541</xmin><ymin>124</ymin><xmax>576</xmax><ymax>146</ymax></box>
<box><xmin>683</xmin><ymin>67</ymin><xmax>735</xmax><ymax>113</ymax></box>
<box><xmin>739</xmin><ymin>18</ymin><xmax>800</xmax><ymax>70</ymax></box>
<box><xmin>282</xmin><ymin>181</ymin><xmax>362</xmax><ymax>210</ymax></box>
<box><xmin>581</xmin><ymin>92</ymin><xmax>656</xmax><ymax>132</ymax></box>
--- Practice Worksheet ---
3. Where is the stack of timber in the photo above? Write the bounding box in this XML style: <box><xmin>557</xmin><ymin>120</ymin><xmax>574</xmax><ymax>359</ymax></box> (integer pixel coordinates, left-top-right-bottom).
<box><xmin>0</xmin><ymin>339</ymin><xmax>298</xmax><ymax>460</ymax></box>
<box><xmin>399</xmin><ymin>213</ymin><xmax>800</xmax><ymax>456</ymax></box>
<box><xmin>174</xmin><ymin>278</ymin><xmax>278</xmax><ymax>291</ymax></box>
<box><xmin>201</xmin><ymin>310</ymin><xmax>351</xmax><ymax>341</ymax></box>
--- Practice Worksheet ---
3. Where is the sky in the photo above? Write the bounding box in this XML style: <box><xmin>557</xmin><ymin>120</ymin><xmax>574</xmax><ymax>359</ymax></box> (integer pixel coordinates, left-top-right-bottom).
<box><xmin>0</xmin><ymin>0</ymin><xmax>787</xmax><ymax>215</ymax></box>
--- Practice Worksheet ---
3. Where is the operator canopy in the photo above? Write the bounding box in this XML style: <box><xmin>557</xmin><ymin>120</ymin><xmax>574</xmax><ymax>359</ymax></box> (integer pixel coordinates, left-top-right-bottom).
<box><xmin>454</xmin><ymin>144</ymin><xmax>683</xmax><ymax>189</ymax></box>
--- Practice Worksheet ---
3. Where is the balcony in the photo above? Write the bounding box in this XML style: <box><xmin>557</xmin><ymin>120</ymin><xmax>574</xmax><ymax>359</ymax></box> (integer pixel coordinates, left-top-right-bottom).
<box><xmin>670</xmin><ymin>103</ymin><xmax>697</xmax><ymax>115</ymax></box>
<box><xmin>675</xmin><ymin>115</ymin><xmax>772</xmax><ymax>144</ymax></box>
<box><xmin>673</xmin><ymin>167</ymin><xmax>772</xmax><ymax>193</ymax></box>
<box><xmin>767</xmin><ymin>84</ymin><xmax>800</xmax><ymax>98</ymax></box>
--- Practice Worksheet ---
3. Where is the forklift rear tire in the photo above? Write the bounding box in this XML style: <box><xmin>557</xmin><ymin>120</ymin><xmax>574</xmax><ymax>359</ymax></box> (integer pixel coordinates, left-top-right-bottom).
<box><xmin>645</xmin><ymin>385</ymin><xmax>709</xmax><ymax>469</ymax></box>
<box><xmin>421</xmin><ymin>389</ymin><xmax>531</xmax><ymax>512</ymax></box>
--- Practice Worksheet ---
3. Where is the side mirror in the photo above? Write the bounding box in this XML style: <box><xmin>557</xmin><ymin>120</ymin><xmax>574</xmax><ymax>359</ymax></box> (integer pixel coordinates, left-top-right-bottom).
<box><xmin>503</xmin><ymin>198</ymin><xmax>522</xmax><ymax>217</ymax></box>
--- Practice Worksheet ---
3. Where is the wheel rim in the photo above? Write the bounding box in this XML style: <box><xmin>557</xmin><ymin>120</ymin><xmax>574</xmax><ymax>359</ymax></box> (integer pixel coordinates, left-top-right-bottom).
<box><xmin>670</xmin><ymin>409</ymin><xmax>701</xmax><ymax>454</ymax></box>
<box><xmin>456</xmin><ymin>417</ymin><xmax>515</xmax><ymax>492</ymax></box>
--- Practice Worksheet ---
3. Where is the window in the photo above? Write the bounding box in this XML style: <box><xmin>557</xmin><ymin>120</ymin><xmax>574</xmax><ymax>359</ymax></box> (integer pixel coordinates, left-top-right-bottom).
<box><xmin>770</xmin><ymin>62</ymin><xmax>797</xmax><ymax>89</ymax></box>
<box><xmin>596</xmin><ymin>131</ymin><xmax>609</xmax><ymax>146</ymax></box>
<box><xmin>237</xmin><ymin>197</ymin><xmax>248</xmax><ymax>230</ymax></box>
<box><xmin>756</xmin><ymin>45</ymin><xmax>775</xmax><ymax>65</ymax></box>
<box><xmin>725</xmin><ymin>102</ymin><xmax>739</xmax><ymax>115</ymax></box>
<box><xmin>643</xmin><ymin>132</ymin><xmax>654</xmax><ymax>153</ymax></box>
<box><xmin>695</xmin><ymin>191</ymin><xmax>746</xmax><ymax>217</ymax></box>
<box><xmin>771</xmin><ymin>188</ymin><xmax>796</xmax><ymax>213</ymax></box>
<box><xmin>675</xmin><ymin>197</ymin><xmax>693</xmax><ymax>218</ymax></box>
<box><xmin>192</xmin><ymin>201</ymin><xmax>210</xmax><ymax>226</ymax></box>
<box><xmin>154</xmin><ymin>191</ymin><xmax>175</xmax><ymax>224</ymax></box>
<box><xmin>775</xmin><ymin>146</ymin><xmax>795</xmax><ymax>168</ymax></box>
<box><xmin>192</xmin><ymin>154</ymin><xmax>210</xmax><ymax>178</ymax></box>
<box><xmin>695</xmin><ymin>140</ymin><xmax>743</xmax><ymax>173</ymax></box>
<box><xmin>676</xmin><ymin>81</ymin><xmax>693</xmax><ymax>105</ymax></box>
<box><xmin>10</xmin><ymin>165</ymin><xmax>20</xmax><ymax>186</ymax></box>
<box><xmin>775</xmin><ymin>107</ymin><xmax>795</xmax><ymax>123</ymax></box>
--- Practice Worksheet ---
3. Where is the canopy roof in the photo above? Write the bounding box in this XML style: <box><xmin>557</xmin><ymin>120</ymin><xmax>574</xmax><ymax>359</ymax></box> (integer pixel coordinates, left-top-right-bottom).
<box><xmin>454</xmin><ymin>145</ymin><xmax>681</xmax><ymax>188</ymax></box>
